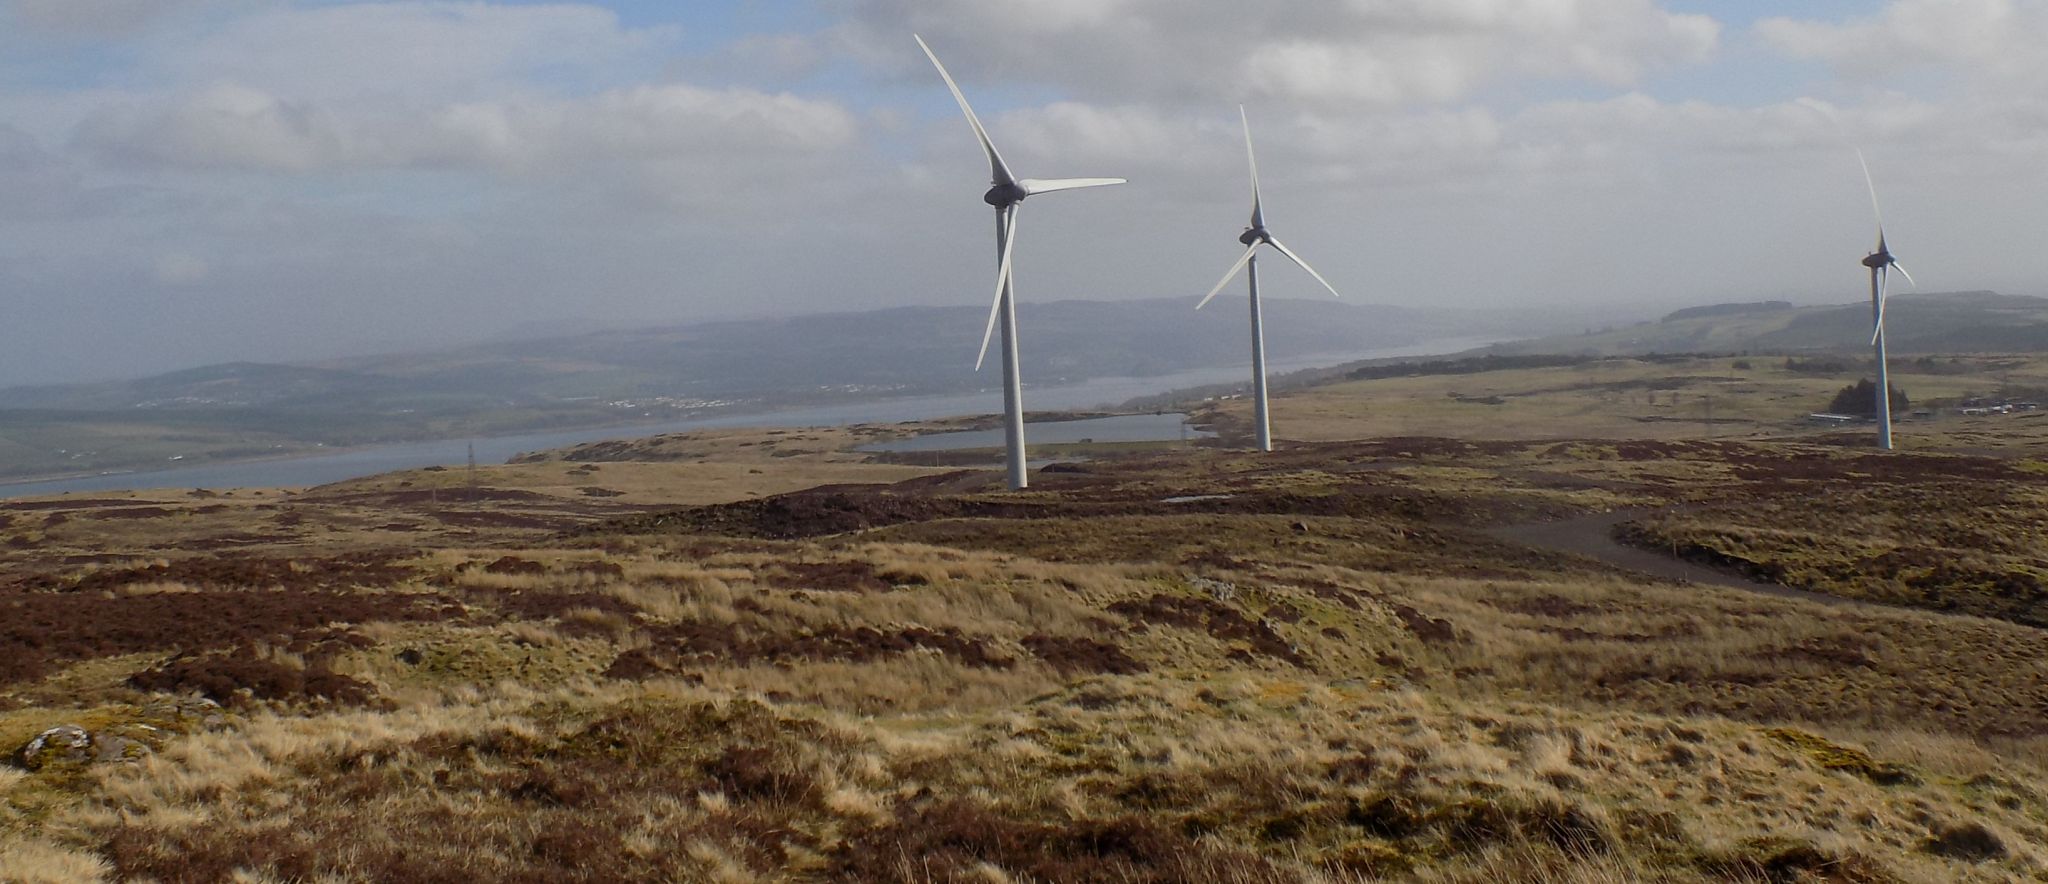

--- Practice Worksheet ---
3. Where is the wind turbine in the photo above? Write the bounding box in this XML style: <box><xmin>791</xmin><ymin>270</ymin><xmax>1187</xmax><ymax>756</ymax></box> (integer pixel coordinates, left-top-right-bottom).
<box><xmin>915</xmin><ymin>35</ymin><xmax>1124</xmax><ymax>490</ymax></box>
<box><xmin>1857</xmin><ymin>150</ymin><xmax>1917</xmax><ymax>451</ymax></box>
<box><xmin>1196</xmin><ymin>106</ymin><xmax>1342</xmax><ymax>452</ymax></box>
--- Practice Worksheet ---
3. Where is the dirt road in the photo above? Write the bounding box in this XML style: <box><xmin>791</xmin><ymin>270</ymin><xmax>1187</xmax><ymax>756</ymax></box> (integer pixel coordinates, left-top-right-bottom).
<box><xmin>1487</xmin><ymin>509</ymin><xmax>1860</xmax><ymax>608</ymax></box>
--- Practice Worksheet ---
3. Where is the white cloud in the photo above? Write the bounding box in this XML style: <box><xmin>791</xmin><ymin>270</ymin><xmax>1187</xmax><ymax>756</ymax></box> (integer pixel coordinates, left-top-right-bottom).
<box><xmin>0</xmin><ymin>124</ymin><xmax>135</xmax><ymax>221</ymax></box>
<box><xmin>74</xmin><ymin>82</ymin><xmax>861</xmax><ymax>178</ymax></box>
<box><xmin>972</xmin><ymin>91</ymin><xmax>1881</xmax><ymax>202</ymax></box>
<box><xmin>3</xmin><ymin>0</ymin><xmax>233</xmax><ymax>36</ymax></box>
<box><xmin>58</xmin><ymin>2</ymin><xmax>865</xmax><ymax>214</ymax></box>
<box><xmin>1758</xmin><ymin>0</ymin><xmax>2047</xmax><ymax>83</ymax></box>
<box><xmin>667</xmin><ymin>33</ymin><xmax>830</xmax><ymax>85</ymax></box>
<box><xmin>152</xmin><ymin>252</ymin><xmax>209</xmax><ymax>285</ymax></box>
<box><xmin>158</xmin><ymin>2</ymin><xmax>670</xmax><ymax>101</ymax></box>
<box><xmin>0</xmin><ymin>125</ymin><xmax>75</xmax><ymax>213</ymax></box>
<box><xmin>7</xmin><ymin>1</ymin><xmax>2048</xmax><ymax>388</ymax></box>
<box><xmin>1753</xmin><ymin>3</ymin><xmax>2048</xmax><ymax>187</ymax></box>
<box><xmin>842</xmin><ymin>0</ymin><xmax>1718</xmax><ymax>106</ymax></box>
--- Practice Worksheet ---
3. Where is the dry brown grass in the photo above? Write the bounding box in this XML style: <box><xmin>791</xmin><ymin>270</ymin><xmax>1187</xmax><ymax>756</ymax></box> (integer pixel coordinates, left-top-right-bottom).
<box><xmin>0</xmin><ymin>836</ymin><xmax>115</xmax><ymax>883</ymax></box>
<box><xmin>6</xmin><ymin>366</ymin><xmax>2048</xmax><ymax>880</ymax></box>
<box><xmin>1622</xmin><ymin>483</ymin><xmax>2048</xmax><ymax>627</ymax></box>
<box><xmin>12</xmin><ymin>519</ymin><xmax>2044</xmax><ymax>879</ymax></box>
<box><xmin>24</xmin><ymin>673</ymin><xmax>2039</xmax><ymax>882</ymax></box>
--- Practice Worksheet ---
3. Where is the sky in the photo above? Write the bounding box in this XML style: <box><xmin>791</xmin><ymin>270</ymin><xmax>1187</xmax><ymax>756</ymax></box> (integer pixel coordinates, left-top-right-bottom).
<box><xmin>2</xmin><ymin>0</ymin><xmax>2045</xmax><ymax>384</ymax></box>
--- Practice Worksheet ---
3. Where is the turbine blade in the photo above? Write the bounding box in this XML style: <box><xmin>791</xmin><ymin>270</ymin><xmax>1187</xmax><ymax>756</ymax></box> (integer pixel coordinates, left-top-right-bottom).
<box><xmin>1893</xmin><ymin>261</ymin><xmax>1918</xmax><ymax>290</ymax></box>
<box><xmin>1872</xmin><ymin>268</ymin><xmax>1889</xmax><ymax>347</ymax></box>
<box><xmin>915</xmin><ymin>34</ymin><xmax>1016</xmax><ymax>188</ymax></box>
<box><xmin>1019</xmin><ymin>177</ymin><xmax>1126</xmax><ymax>196</ymax></box>
<box><xmin>1268</xmin><ymin>238</ymin><xmax>1341</xmax><ymax>299</ymax></box>
<box><xmin>977</xmin><ymin>206</ymin><xmax>1019</xmax><ymax>371</ymax></box>
<box><xmin>1241</xmin><ymin>105</ymin><xmax>1264</xmax><ymax>229</ymax></box>
<box><xmin>1856</xmin><ymin>148</ymin><xmax>1886</xmax><ymax>250</ymax></box>
<box><xmin>1196</xmin><ymin>243</ymin><xmax>1261</xmax><ymax>310</ymax></box>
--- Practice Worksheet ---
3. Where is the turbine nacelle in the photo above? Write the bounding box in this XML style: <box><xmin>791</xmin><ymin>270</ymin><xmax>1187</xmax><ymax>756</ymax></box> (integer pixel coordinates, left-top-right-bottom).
<box><xmin>1195</xmin><ymin>108</ymin><xmax>1341</xmax><ymax>312</ymax></box>
<box><xmin>1855</xmin><ymin>151</ymin><xmax>1915</xmax><ymax>286</ymax></box>
<box><xmin>984</xmin><ymin>182</ymin><xmax>1029</xmax><ymax>208</ymax></box>
<box><xmin>916</xmin><ymin>33</ymin><xmax>1124</xmax><ymax>373</ymax></box>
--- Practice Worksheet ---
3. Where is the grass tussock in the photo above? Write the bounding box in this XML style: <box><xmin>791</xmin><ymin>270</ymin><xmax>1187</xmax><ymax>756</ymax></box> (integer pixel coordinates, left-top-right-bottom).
<box><xmin>40</xmin><ymin>676</ymin><xmax>2046</xmax><ymax>882</ymax></box>
<box><xmin>0</xmin><ymin>837</ymin><xmax>115</xmax><ymax>884</ymax></box>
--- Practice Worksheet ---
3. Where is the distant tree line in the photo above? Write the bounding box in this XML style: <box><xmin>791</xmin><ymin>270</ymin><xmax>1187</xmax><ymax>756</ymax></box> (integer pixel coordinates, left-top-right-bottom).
<box><xmin>1784</xmin><ymin>357</ymin><xmax>1849</xmax><ymax>374</ymax></box>
<box><xmin>1828</xmin><ymin>380</ymin><xmax>1908</xmax><ymax>416</ymax></box>
<box><xmin>1660</xmin><ymin>301</ymin><xmax>1794</xmax><ymax>323</ymax></box>
<box><xmin>1343</xmin><ymin>353</ymin><xmax>1593</xmax><ymax>381</ymax></box>
<box><xmin>1910</xmin><ymin>356</ymin><xmax>1986</xmax><ymax>376</ymax></box>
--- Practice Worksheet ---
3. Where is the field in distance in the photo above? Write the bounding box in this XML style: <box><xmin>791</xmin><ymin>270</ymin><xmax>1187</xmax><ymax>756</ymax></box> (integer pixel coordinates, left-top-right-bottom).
<box><xmin>1197</xmin><ymin>350</ymin><xmax>2048</xmax><ymax>451</ymax></box>
<box><xmin>2</xmin><ymin>353</ymin><xmax>2045</xmax><ymax>882</ymax></box>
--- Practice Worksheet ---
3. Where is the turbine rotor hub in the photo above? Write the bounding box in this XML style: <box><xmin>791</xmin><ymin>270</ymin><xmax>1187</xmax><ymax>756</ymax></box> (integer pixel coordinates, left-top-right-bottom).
<box><xmin>1862</xmin><ymin>250</ymin><xmax>1893</xmax><ymax>269</ymax></box>
<box><xmin>983</xmin><ymin>183</ymin><xmax>1028</xmax><ymax>208</ymax></box>
<box><xmin>1239</xmin><ymin>227</ymin><xmax>1271</xmax><ymax>246</ymax></box>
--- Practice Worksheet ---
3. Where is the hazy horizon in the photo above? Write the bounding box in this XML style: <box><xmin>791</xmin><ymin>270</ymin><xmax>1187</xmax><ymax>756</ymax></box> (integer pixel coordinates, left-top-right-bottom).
<box><xmin>6</xmin><ymin>1</ymin><xmax>2047</xmax><ymax>385</ymax></box>
<box><xmin>2</xmin><ymin>289</ymin><xmax>1977</xmax><ymax>390</ymax></box>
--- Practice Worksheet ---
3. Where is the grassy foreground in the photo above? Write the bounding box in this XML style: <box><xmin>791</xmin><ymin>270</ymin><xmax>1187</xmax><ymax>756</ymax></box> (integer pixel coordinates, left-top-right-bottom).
<box><xmin>3</xmin><ymin>359</ymin><xmax>2047</xmax><ymax>882</ymax></box>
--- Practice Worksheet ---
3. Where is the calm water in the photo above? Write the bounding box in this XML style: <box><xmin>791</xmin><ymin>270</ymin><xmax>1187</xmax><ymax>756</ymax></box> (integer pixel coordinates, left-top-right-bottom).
<box><xmin>1</xmin><ymin>336</ymin><xmax>1494</xmax><ymax>498</ymax></box>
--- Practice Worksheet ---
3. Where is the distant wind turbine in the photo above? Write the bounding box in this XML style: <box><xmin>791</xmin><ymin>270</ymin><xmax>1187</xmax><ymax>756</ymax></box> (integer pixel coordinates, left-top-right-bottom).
<box><xmin>1857</xmin><ymin>150</ymin><xmax>1918</xmax><ymax>451</ymax></box>
<box><xmin>915</xmin><ymin>34</ymin><xmax>1125</xmax><ymax>490</ymax></box>
<box><xmin>1196</xmin><ymin>106</ymin><xmax>1342</xmax><ymax>452</ymax></box>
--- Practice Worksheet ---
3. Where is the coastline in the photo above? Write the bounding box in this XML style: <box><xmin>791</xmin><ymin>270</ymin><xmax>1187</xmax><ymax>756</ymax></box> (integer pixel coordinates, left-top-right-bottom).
<box><xmin>0</xmin><ymin>338</ymin><xmax>1503</xmax><ymax>498</ymax></box>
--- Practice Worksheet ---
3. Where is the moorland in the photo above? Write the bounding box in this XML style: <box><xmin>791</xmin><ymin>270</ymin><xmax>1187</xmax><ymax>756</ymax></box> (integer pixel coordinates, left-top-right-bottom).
<box><xmin>2</xmin><ymin>351</ymin><xmax>2046</xmax><ymax>882</ymax></box>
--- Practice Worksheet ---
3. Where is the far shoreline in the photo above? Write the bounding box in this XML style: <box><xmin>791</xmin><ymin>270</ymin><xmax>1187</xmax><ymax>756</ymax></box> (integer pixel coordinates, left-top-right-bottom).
<box><xmin>0</xmin><ymin>337</ymin><xmax>1506</xmax><ymax>498</ymax></box>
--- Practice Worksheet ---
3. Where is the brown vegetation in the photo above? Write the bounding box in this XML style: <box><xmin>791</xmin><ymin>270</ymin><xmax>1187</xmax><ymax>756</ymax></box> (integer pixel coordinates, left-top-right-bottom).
<box><xmin>5</xmin><ymin>369</ymin><xmax>2048</xmax><ymax>881</ymax></box>
<box><xmin>0</xmin><ymin>588</ymin><xmax>449</xmax><ymax>689</ymax></box>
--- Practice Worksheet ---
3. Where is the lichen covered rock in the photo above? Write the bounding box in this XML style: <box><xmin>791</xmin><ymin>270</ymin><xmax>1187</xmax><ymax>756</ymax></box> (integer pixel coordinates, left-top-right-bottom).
<box><xmin>12</xmin><ymin>696</ymin><xmax>230</xmax><ymax>772</ymax></box>
<box><xmin>18</xmin><ymin>724</ymin><xmax>94</xmax><ymax>771</ymax></box>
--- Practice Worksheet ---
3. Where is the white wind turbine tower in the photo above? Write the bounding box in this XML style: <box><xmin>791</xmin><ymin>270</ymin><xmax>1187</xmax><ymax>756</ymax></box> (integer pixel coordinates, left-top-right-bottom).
<box><xmin>1857</xmin><ymin>150</ymin><xmax>1917</xmax><ymax>451</ymax></box>
<box><xmin>1196</xmin><ymin>107</ymin><xmax>1343</xmax><ymax>452</ymax></box>
<box><xmin>915</xmin><ymin>35</ymin><xmax>1125</xmax><ymax>490</ymax></box>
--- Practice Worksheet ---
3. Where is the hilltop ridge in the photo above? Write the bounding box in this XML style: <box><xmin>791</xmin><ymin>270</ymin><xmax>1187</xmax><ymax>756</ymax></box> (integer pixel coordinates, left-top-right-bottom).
<box><xmin>1497</xmin><ymin>291</ymin><xmax>2048</xmax><ymax>357</ymax></box>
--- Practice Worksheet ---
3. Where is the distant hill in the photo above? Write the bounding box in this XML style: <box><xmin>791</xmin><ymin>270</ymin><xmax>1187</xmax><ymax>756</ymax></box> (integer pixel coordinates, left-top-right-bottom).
<box><xmin>0</xmin><ymin>362</ymin><xmax>406</xmax><ymax>411</ymax></box>
<box><xmin>0</xmin><ymin>298</ymin><xmax>1555</xmax><ymax>481</ymax></box>
<box><xmin>1494</xmin><ymin>292</ymin><xmax>2048</xmax><ymax>357</ymax></box>
<box><xmin>1</xmin><ymin>298</ymin><xmax>1526</xmax><ymax>413</ymax></box>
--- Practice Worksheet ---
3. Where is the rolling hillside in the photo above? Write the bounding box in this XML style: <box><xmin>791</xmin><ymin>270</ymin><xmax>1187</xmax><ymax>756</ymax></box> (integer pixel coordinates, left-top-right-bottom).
<box><xmin>1491</xmin><ymin>291</ymin><xmax>2048</xmax><ymax>357</ymax></box>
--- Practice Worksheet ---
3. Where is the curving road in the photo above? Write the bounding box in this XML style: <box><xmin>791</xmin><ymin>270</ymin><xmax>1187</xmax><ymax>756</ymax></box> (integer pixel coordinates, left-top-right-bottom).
<box><xmin>1486</xmin><ymin>509</ymin><xmax>1862</xmax><ymax>609</ymax></box>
